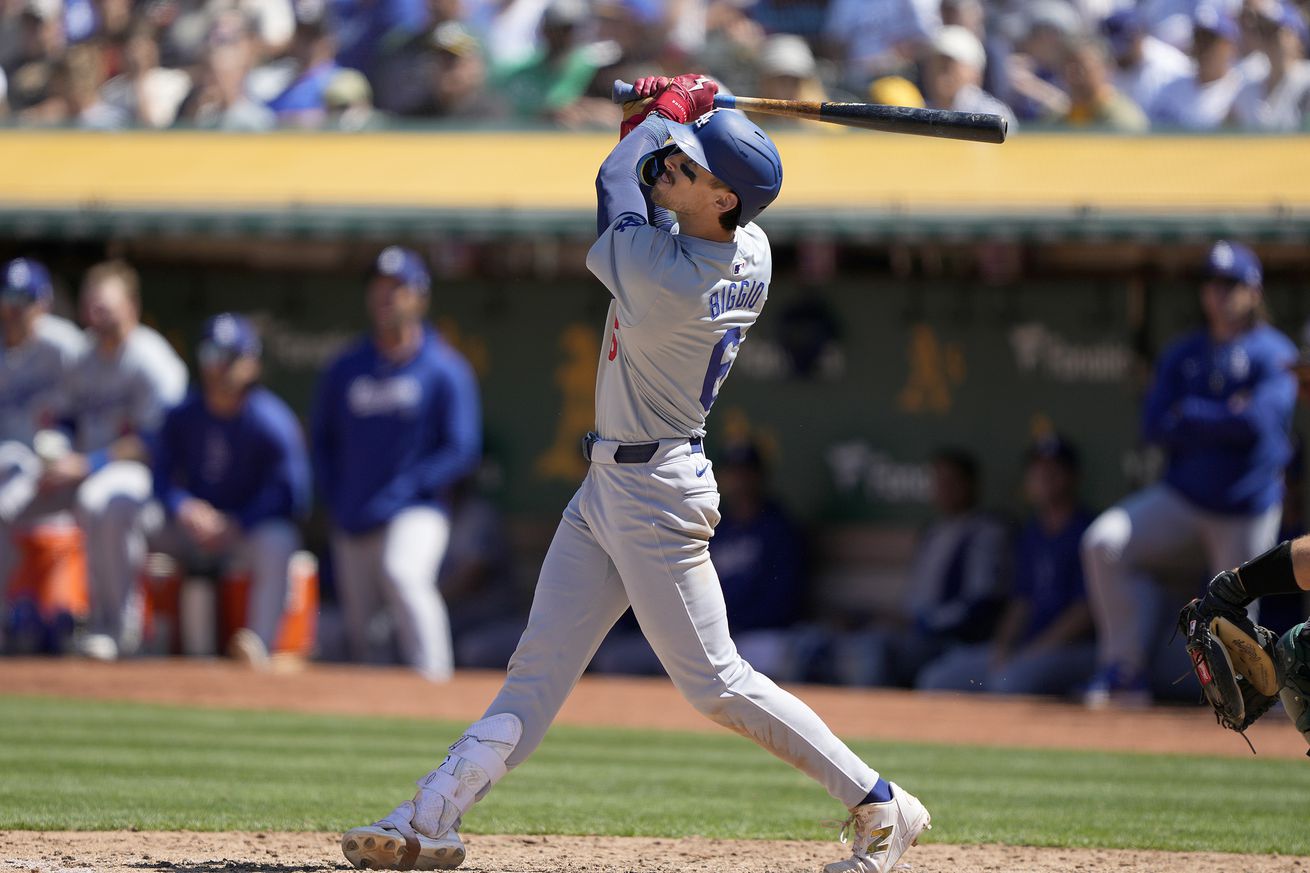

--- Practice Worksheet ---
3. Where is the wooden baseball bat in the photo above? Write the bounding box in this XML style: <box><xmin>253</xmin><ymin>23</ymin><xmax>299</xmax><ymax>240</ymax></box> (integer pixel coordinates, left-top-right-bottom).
<box><xmin>611</xmin><ymin>80</ymin><xmax>1007</xmax><ymax>145</ymax></box>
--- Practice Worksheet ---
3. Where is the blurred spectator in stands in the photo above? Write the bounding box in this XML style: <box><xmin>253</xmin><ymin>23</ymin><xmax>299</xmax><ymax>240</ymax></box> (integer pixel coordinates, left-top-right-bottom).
<box><xmin>330</xmin><ymin>0</ymin><xmax>428</xmax><ymax>87</ymax></box>
<box><xmin>1006</xmin><ymin>0</ymin><xmax>1079</xmax><ymax>121</ymax></box>
<box><xmin>439</xmin><ymin>469</ymin><xmax>525</xmax><ymax>669</ymax></box>
<box><xmin>593</xmin><ymin>0</ymin><xmax>658</xmax><ymax>69</ymax></box>
<box><xmin>177</xmin><ymin>10</ymin><xmax>276</xmax><ymax>129</ymax></box>
<box><xmin>491</xmin><ymin>0</ymin><xmax>618</xmax><ymax>129</ymax></box>
<box><xmin>1232</xmin><ymin>0</ymin><xmax>1310</xmax><ymax>130</ymax></box>
<box><xmin>941</xmin><ymin>0</ymin><xmax>1010</xmax><ymax>100</ymax></box>
<box><xmin>311</xmin><ymin>246</ymin><xmax>481</xmax><ymax>681</ymax></box>
<box><xmin>21</xmin><ymin>41</ymin><xmax>128</xmax><ymax>127</ymax></box>
<box><xmin>700</xmin><ymin>0</ymin><xmax>765</xmax><ymax>96</ymax></box>
<box><xmin>100</xmin><ymin>23</ymin><xmax>191</xmax><ymax>128</ymax></box>
<box><xmin>592</xmin><ymin>439</ymin><xmax>807</xmax><ymax>679</ymax></box>
<box><xmin>1059</xmin><ymin>35</ymin><xmax>1150</xmax><ymax>130</ymax></box>
<box><xmin>267</xmin><ymin>2</ymin><xmax>340</xmax><ymax>126</ymax></box>
<box><xmin>323</xmin><ymin>66</ymin><xmax>383</xmax><ymax>127</ymax></box>
<box><xmin>923</xmin><ymin>24</ymin><xmax>1018</xmax><ymax>128</ymax></box>
<box><xmin>833</xmin><ymin>448</ymin><xmax>1011</xmax><ymax>687</ymax></box>
<box><xmin>1149</xmin><ymin>7</ymin><xmax>1247</xmax><ymax>129</ymax></box>
<box><xmin>4</xmin><ymin>0</ymin><xmax>66</xmax><ymax>112</ymax></box>
<box><xmin>918</xmin><ymin>436</ymin><xmax>1096</xmax><ymax>696</ymax></box>
<box><xmin>1100</xmin><ymin>7</ymin><xmax>1192</xmax><ymax>120</ymax></box>
<box><xmin>746</xmin><ymin>0</ymin><xmax>827</xmax><ymax>42</ymax></box>
<box><xmin>868</xmin><ymin>73</ymin><xmax>926</xmax><ymax>107</ymax></box>
<box><xmin>1081</xmin><ymin>241</ymin><xmax>1297</xmax><ymax>707</ymax></box>
<box><xmin>62</xmin><ymin>260</ymin><xmax>188</xmax><ymax>661</ymax></box>
<box><xmin>0</xmin><ymin>259</ymin><xmax>86</xmax><ymax>618</ymax></box>
<box><xmin>475</xmin><ymin>0</ymin><xmax>550</xmax><ymax>69</ymax></box>
<box><xmin>423</xmin><ymin>20</ymin><xmax>499</xmax><ymax>118</ymax></box>
<box><xmin>748</xmin><ymin>34</ymin><xmax>830</xmax><ymax>130</ymax></box>
<box><xmin>151</xmin><ymin>314</ymin><xmax>310</xmax><ymax>668</ymax></box>
<box><xmin>823</xmin><ymin>0</ymin><xmax>940</xmax><ymax>90</ymax></box>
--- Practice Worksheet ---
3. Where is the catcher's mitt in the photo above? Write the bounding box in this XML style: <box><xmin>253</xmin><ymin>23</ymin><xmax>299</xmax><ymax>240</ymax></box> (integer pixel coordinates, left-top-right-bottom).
<box><xmin>1178</xmin><ymin>598</ymin><xmax>1283</xmax><ymax>747</ymax></box>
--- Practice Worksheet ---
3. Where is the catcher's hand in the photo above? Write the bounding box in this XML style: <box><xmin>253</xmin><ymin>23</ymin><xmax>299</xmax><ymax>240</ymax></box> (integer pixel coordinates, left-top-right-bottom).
<box><xmin>1178</xmin><ymin>595</ymin><xmax>1282</xmax><ymax>738</ymax></box>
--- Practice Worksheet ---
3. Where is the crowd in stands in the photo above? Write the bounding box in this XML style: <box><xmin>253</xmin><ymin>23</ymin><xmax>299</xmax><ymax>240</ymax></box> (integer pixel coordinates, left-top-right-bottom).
<box><xmin>1</xmin><ymin>239</ymin><xmax>1307</xmax><ymax>711</ymax></box>
<box><xmin>0</xmin><ymin>0</ymin><xmax>1307</xmax><ymax>130</ymax></box>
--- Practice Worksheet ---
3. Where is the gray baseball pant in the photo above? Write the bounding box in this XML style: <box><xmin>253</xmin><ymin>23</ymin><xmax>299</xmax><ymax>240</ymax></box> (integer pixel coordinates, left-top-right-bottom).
<box><xmin>1081</xmin><ymin>483</ymin><xmax>1282</xmax><ymax>675</ymax></box>
<box><xmin>481</xmin><ymin>437</ymin><xmax>880</xmax><ymax>809</ymax></box>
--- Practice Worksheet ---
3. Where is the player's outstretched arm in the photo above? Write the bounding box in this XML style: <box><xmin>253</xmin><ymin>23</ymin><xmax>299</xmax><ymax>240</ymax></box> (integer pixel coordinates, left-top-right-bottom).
<box><xmin>594</xmin><ymin>114</ymin><xmax>670</xmax><ymax>237</ymax></box>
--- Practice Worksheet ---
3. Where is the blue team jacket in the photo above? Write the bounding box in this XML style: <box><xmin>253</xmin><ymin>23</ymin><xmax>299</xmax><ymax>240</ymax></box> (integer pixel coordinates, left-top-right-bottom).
<box><xmin>311</xmin><ymin>327</ymin><xmax>481</xmax><ymax>534</ymax></box>
<box><xmin>153</xmin><ymin>386</ymin><xmax>311</xmax><ymax>531</ymax></box>
<box><xmin>1142</xmin><ymin>324</ymin><xmax>1298</xmax><ymax>516</ymax></box>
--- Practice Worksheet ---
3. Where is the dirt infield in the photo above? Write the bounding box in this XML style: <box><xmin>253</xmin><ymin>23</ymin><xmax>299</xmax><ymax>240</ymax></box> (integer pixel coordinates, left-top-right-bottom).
<box><xmin>2</xmin><ymin>658</ymin><xmax>1308</xmax><ymax>872</ymax></box>
<box><xmin>2</xmin><ymin>830</ymin><xmax>1308</xmax><ymax>873</ymax></box>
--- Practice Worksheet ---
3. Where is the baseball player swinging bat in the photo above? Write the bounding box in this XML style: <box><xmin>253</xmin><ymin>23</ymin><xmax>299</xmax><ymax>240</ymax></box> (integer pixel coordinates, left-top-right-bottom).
<box><xmin>611</xmin><ymin>79</ymin><xmax>1008</xmax><ymax>144</ymax></box>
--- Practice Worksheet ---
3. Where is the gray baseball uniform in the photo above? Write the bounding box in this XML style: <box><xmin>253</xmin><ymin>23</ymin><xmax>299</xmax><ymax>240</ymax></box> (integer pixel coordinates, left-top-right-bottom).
<box><xmin>474</xmin><ymin>214</ymin><xmax>880</xmax><ymax>809</ymax></box>
<box><xmin>0</xmin><ymin>313</ymin><xmax>87</xmax><ymax>593</ymax></box>
<box><xmin>65</xmin><ymin>325</ymin><xmax>188</xmax><ymax>648</ymax></box>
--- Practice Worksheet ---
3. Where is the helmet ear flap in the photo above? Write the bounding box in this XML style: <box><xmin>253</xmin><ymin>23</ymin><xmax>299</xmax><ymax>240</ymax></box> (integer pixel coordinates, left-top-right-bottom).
<box><xmin>638</xmin><ymin>144</ymin><xmax>678</xmax><ymax>186</ymax></box>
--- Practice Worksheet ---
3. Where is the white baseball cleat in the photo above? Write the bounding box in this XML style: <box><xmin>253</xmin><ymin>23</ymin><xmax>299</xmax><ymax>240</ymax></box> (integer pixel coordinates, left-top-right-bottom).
<box><xmin>227</xmin><ymin>628</ymin><xmax>269</xmax><ymax>670</ymax></box>
<box><xmin>76</xmin><ymin>633</ymin><xmax>119</xmax><ymax>662</ymax></box>
<box><xmin>342</xmin><ymin>800</ymin><xmax>466</xmax><ymax>870</ymax></box>
<box><xmin>822</xmin><ymin>782</ymin><xmax>931</xmax><ymax>873</ymax></box>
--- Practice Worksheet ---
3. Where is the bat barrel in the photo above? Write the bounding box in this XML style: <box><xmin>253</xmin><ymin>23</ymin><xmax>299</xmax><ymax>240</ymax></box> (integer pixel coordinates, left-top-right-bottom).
<box><xmin>819</xmin><ymin>101</ymin><xmax>1007</xmax><ymax>144</ymax></box>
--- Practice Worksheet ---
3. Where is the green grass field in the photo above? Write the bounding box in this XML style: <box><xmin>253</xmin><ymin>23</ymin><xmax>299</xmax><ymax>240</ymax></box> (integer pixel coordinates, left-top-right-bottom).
<box><xmin>1</xmin><ymin>695</ymin><xmax>1308</xmax><ymax>856</ymax></box>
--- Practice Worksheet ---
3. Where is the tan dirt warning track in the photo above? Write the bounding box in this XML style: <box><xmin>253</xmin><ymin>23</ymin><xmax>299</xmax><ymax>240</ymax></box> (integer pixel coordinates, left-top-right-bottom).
<box><xmin>2</xmin><ymin>658</ymin><xmax>1307</xmax><ymax>872</ymax></box>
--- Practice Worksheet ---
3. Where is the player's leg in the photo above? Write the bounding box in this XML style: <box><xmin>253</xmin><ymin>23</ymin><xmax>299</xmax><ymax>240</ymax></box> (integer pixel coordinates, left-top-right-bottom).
<box><xmin>343</xmin><ymin>486</ymin><xmax>631</xmax><ymax>870</ymax></box>
<box><xmin>330</xmin><ymin>529</ymin><xmax>385</xmax><ymax>664</ymax></box>
<box><xmin>593</xmin><ymin>461</ymin><xmax>878</xmax><ymax>809</ymax></box>
<box><xmin>591</xmin><ymin>456</ymin><xmax>928</xmax><ymax>873</ymax></box>
<box><xmin>377</xmin><ymin>506</ymin><xmax>454</xmax><ymax>682</ymax></box>
<box><xmin>1080</xmin><ymin>483</ymin><xmax>1201</xmax><ymax>695</ymax></box>
<box><xmin>73</xmin><ymin>460</ymin><xmax>155</xmax><ymax>658</ymax></box>
<box><xmin>234</xmin><ymin>518</ymin><xmax>300</xmax><ymax>660</ymax></box>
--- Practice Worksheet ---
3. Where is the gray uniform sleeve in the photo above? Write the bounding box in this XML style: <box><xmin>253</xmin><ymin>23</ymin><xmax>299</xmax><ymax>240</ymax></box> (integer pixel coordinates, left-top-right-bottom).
<box><xmin>586</xmin><ymin>219</ymin><xmax>680</xmax><ymax>328</ymax></box>
<box><xmin>130</xmin><ymin>332</ymin><xmax>188</xmax><ymax>434</ymax></box>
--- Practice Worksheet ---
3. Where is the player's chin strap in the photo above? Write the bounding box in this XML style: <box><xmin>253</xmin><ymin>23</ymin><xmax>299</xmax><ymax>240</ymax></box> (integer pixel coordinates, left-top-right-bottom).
<box><xmin>411</xmin><ymin>713</ymin><xmax>523</xmax><ymax>838</ymax></box>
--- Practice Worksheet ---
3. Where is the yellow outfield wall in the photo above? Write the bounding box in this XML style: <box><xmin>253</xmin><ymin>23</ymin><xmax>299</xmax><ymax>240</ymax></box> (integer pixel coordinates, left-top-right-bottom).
<box><xmin>2</xmin><ymin>130</ymin><xmax>1308</xmax><ymax>214</ymax></box>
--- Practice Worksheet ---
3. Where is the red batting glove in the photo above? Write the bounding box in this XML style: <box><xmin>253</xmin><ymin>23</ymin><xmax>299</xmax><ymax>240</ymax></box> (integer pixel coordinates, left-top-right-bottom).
<box><xmin>619</xmin><ymin>74</ymin><xmax>718</xmax><ymax>138</ymax></box>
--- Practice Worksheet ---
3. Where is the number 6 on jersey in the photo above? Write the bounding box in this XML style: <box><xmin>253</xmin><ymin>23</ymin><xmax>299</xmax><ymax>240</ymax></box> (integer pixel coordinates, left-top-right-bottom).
<box><xmin>700</xmin><ymin>326</ymin><xmax>744</xmax><ymax>412</ymax></box>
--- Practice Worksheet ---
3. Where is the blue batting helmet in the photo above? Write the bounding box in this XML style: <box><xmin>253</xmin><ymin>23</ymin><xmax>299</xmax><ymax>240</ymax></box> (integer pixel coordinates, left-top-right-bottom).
<box><xmin>639</xmin><ymin>109</ymin><xmax>783</xmax><ymax>226</ymax></box>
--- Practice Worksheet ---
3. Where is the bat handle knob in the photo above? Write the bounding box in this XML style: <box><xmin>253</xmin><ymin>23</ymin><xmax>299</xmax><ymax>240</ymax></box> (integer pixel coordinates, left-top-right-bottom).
<box><xmin>611</xmin><ymin>79</ymin><xmax>637</xmax><ymax>104</ymax></box>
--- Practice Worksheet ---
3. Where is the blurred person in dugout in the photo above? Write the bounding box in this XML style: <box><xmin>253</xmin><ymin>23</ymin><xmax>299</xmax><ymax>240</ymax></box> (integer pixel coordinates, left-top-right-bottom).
<box><xmin>0</xmin><ymin>258</ymin><xmax>86</xmax><ymax>647</ymax></box>
<box><xmin>834</xmin><ymin>448</ymin><xmax>1010</xmax><ymax>687</ymax></box>
<box><xmin>311</xmin><ymin>247</ymin><xmax>481</xmax><ymax>681</ymax></box>
<box><xmin>1081</xmin><ymin>241</ymin><xmax>1298</xmax><ymax>707</ymax></box>
<box><xmin>917</xmin><ymin>436</ymin><xmax>1097</xmax><ymax>696</ymax></box>
<box><xmin>3</xmin><ymin>259</ymin><xmax>187</xmax><ymax>660</ymax></box>
<box><xmin>150</xmin><ymin>314</ymin><xmax>311</xmax><ymax>667</ymax></box>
